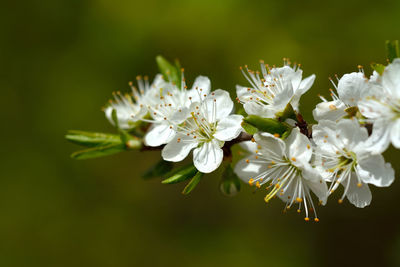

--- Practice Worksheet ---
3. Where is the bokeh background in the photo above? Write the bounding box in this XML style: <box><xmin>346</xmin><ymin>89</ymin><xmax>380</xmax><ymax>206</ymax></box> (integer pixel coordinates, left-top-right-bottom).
<box><xmin>2</xmin><ymin>0</ymin><xmax>400</xmax><ymax>266</ymax></box>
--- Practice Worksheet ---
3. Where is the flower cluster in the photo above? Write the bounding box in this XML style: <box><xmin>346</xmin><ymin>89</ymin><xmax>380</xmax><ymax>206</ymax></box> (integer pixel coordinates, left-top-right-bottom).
<box><xmin>67</xmin><ymin>47</ymin><xmax>400</xmax><ymax>221</ymax></box>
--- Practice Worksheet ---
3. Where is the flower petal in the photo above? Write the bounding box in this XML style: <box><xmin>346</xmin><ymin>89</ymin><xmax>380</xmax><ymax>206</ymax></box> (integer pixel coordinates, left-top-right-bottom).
<box><xmin>161</xmin><ymin>134</ymin><xmax>198</xmax><ymax>162</ymax></box>
<box><xmin>214</xmin><ymin>114</ymin><xmax>243</xmax><ymax>141</ymax></box>
<box><xmin>356</xmin><ymin>154</ymin><xmax>394</xmax><ymax>187</ymax></box>
<box><xmin>239</xmin><ymin>141</ymin><xmax>258</xmax><ymax>153</ymax></box>
<box><xmin>254</xmin><ymin>132</ymin><xmax>286</xmax><ymax>159</ymax></box>
<box><xmin>234</xmin><ymin>158</ymin><xmax>268</xmax><ymax>183</ymax></box>
<box><xmin>336</xmin><ymin>119</ymin><xmax>368</xmax><ymax>150</ymax></box>
<box><xmin>390</xmin><ymin>118</ymin><xmax>400</xmax><ymax>149</ymax></box>
<box><xmin>364</xmin><ymin>119</ymin><xmax>391</xmax><ymax>154</ymax></box>
<box><xmin>337</xmin><ymin>72</ymin><xmax>368</xmax><ymax>106</ymax></box>
<box><xmin>312</xmin><ymin>100</ymin><xmax>346</xmax><ymax>122</ymax></box>
<box><xmin>303</xmin><ymin>169</ymin><xmax>328</xmax><ymax>205</ymax></box>
<box><xmin>382</xmin><ymin>58</ymin><xmax>400</xmax><ymax>99</ymax></box>
<box><xmin>188</xmin><ymin>76</ymin><xmax>211</xmax><ymax>102</ymax></box>
<box><xmin>346</xmin><ymin>172</ymin><xmax>372</xmax><ymax>208</ymax></box>
<box><xmin>193</xmin><ymin>140</ymin><xmax>223</xmax><ymax>173</ymax></box>
<box><xmin>285</xmin><ymin>128</ymin><xmax>312</xmax><ymax>164</ymax></box>
<box><xmin>144</xmin><ymin>123</ymin><xmax>176</xmax><ymax>147</ymax></box>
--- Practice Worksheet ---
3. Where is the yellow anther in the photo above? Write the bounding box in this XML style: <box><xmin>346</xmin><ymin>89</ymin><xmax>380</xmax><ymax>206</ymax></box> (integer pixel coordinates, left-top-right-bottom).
<box><xmin>248</xmin><ymin>178</ymin><xmax>254</xmax><ymax>186</ymax></box>
<box><xmin>307</xmin><ymin>144</ymin><xmax>311</xmax><ymax>149</ymax></box>
<box><xmin>314</xmin><ymin>218</ymin><xmax>319</xmax><ymax>222</ymax></box>
<box><xmin>256</xmin><ymin>181</ymin><xmax>261</xmax><ymax>188</ymax></box>
<box><xmin>357</xmin><ymin>183</ymin><xmax>362</xmax><ymax>188</ymax></box>
<box><xmin>274</xmin><ymin>133</ymin><xmax>280</xmax><ymax>138</ymax></box>
<box><xmin>338</xmin><ymin>199</ymin><xmax>343</xmax><ymax>204</ymax></box>
<box><xmin>296</xmin><ymin>197</ymin><xmax>303</xmax><ymax>203</ymax></box>
<box><xmin>304</xmin><ymin>217</ymin><xmax>310</xmax><ymax>222</ymax></box>
<box><xmin>291</xmin><ymin>157</ymin><xmax>296</xmax><ymax>162</ymax></box>
<box><xmin>297</xmin><ymin>209</ymin><xmax>301</xmax><ymax>213</ymax></box>
<box><xmin>246</xmin><ymin>159</ymin><xmax>250</xmax><ymax>163</ymax></box>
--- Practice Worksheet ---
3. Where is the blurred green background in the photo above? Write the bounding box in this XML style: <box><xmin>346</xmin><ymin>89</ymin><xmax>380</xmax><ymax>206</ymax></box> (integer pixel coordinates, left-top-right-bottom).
<box><xmin>2</xmin><ymin>0</ymin><xmax>400</xmax><ymax>266</ymax></box>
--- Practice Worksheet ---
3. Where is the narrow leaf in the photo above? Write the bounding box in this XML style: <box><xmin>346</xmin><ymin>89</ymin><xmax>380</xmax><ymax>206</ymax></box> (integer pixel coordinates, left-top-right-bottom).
<box><xmin>156</xmin><ymin>55</ymin><xmax>181</xmax><ymax>88</ymax></box>
<box><xmin>386</xmin><ymin>40</ymin><xmax>399</xmax><ymax>63</ymax></box>
<box><xmin>182</xmin><ymin>172</ymin><xmax>203</xmax><ymax>195</ymax></box>
<box><xmin>65</xmin><ymin>130</ymin><xmax>120</xmax><ymax>147</ymax></box>
<box><xmin>275</xmin><ymin>103</ymin><xmax>296</xmax><ymax>122</ymax></box>
<box><xmin>244</xmin><ymin>115</ymin><xmax>290</xmax><ymax>136</ymax></box>
<box><xmin>161</xmin><ymin>164</ymin><xmax>198</xmax><ymax>184</ymax></box>
<box><xmin>71</xmin><ymin>143</ymin><xmax>126</xmax><ymax>160</ymax></box>
<box><xmin>241</xmin><ymin>121</ymin><xmax>258</xmax><ymax>135</ymax></box>
<box><xmin>142</xmin><ymin>159</ymin><xmax>174</xmax><ymax>179</ymax></box>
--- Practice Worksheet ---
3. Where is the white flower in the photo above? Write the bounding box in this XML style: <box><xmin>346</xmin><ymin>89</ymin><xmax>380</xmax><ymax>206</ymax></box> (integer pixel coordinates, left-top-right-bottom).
<box><xmin>236</xmin><ymin>60</ymin><xmax>315</xmax><ymax>118</ymax></box>
<box><xmin>162</xmin><ymin>89</ymin><xmax>243</xmax><ymax>173</ymax></box>
<box><xmin>358</xmin><ymin>58</ymin><xmax>400</xmax><ymax>153</ymax></box>
<box><xmin>313</xmin><ymin>72</ymin><xmax>369</xmax><ymax>122</ymax></box>
<box><xmin>312</xmin><ymin>119</ymin><xmax>394</xmax><ymax>208</ymax></box>
<box><xmin>234</xmin><ymin>128</ymin><xmax>327</xmax><ymax>221</ymax></box>
<box><xmin>144</xmin><ymin>75</ymin><xmax>211</xmax><ymax>147</ymax></box>
<box><xmin>104</xmin><ymin>75</ymin><xmax>164</xmax><ymax>129</ymax></box>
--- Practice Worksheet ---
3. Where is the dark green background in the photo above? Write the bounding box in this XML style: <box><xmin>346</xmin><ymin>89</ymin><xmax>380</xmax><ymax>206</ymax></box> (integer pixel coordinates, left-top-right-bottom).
<box><xmin>2</xmin><ymin>0</ymin><xmax>400</xmax><ymax>266</ymax></box>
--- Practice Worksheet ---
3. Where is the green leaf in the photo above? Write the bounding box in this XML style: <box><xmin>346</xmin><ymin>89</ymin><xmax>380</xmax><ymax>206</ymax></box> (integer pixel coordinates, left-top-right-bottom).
<box><xmin>65</xmin><ymin>130</ymin><xmax>120</xmax><ymax>147</ymax></box>
<box><xmin>161</xmin><ymin>164</ymin><xmax>198</xmax><ymax>184</ymax></box>
<box><xmin>241</xmin><ymin>120</ymin><xmax>258</xmax><ymax>135</ymax></box>
<box><xmin>275</xmin><ymin>103</ymin><xmax>296</xmax><ymax>121</ymax></box>
<box><xmin>156</xmin><ymin>55</ymin><xmax>181</xmax><ymax>88</ymax></box>
<box><xmin>219</xmin><ymin>164</ymin><xmax>241</xmax><ymax>197</ymax></box>
<box><xmin>386</xmin><ymin>40</ymin><xmax>399</xmax><ymax>63</ymax></box>
<box><xmin>371</xmin><ymin>63</ymin><xmax>385</xmax><ymax>75</ymax></box>
<box><xmin>237</xmin><ymin>107</ymin><xmax>248</xmax><ymax>117</ymax></box>
<box><xmin>244</xmin><ymin>115</ymin><xmax>290</xmax><ymax>136</ymax></box>
<box><xmin>142</xmin><ymin>159</ymin><xmax>174</xmax><ymax>179</ymax></box>
<box><xmin>71</xmin><ymin>143</ymin><xmax>126</xmax><ymax>160</ymax></box>
<box><xmin>182</xmin><ymin>172</ymin><xmax>203</xmax><ymax>195</ymax></box>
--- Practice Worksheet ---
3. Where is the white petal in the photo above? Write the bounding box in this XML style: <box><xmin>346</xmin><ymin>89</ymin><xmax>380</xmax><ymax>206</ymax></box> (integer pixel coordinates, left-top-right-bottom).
<box><xmin>356</xmin><ymin>154</ymin><xmax>394</xmax><ymax>187</ymax></box>
<box><xmin>336</xmin><ymin>119</ymin><xmax>368</xmax><ymax>150</ymax></box>
<box><xmin>337</xmin><ymin>72</ymin><xmax>368</xmax><ymax>106</ymax></box>
<box><xmin>187</xmin><ymin>76</ymin><xmax>211</xmax><ymax>102</ymax></box>
<box><xmin>193</xmin><ymin>140</ymin><xmax>223</xmax><ymax>173</ymax></box>
<box><xmin>303</xmin><ymin>173</ymin><xmax>328</xmax><ymax>205</ymax></box>
<box><xmin>312</xmin><ymin>100</ymin><xmax>346</xmax><ymax>122</ymax></box>
<box><xmin>236</xmin><ymin>85</ymin><xmax>249</xmax><ymax>98</ymax></box>
<box><xmin>390</xmin><ymin>119</ymin><xmax>400</xmax><ymax>148</ymax></box>
<box><xmin>202</xmin><ymin>89</ymin><xmax>234</xmax><ymax>122</ymax></box>
<box><xmin>291</xmin><ymin>74</ymin><xmax>315</xmax><ymax>110</ymax></box>
<box><xmin>382</xmin><ymin>58</ymin><xmax>400</xmax><ymax>99</ymax></box>
<box><xmin>285</xmin><ymin>128</ymin><xmax>312</xmax><ymax>164</ymax></box>
<box><xmin>161</xmin><ymin>134</ymin><xmax>198</xmax><ymax>162</ymax></box>
<box><xmin>272</xmin><ymin>86</ymin><xmax>294</xmax><ymax>112</ymax></box>
<box><xmin>243</xmin><ymin>101</ymin><xmax>276</xmax><ymax>117</ymax></box>
<box><xmin>312</xmin><ymin>120</ymin><xmax>340</xmax><ymax>153</ymax></box>
<box><xmin>214</xmin><ymin>115</ymin><xmax>243</xmax><ymax>141</ymax></box>
<box><xmin>298</xmin><ymin>74</ymin><xmax>315</xmax><ymax>93</ymax></box>
<box><xmin>254</xmin><ymin>132</ymin><xmax>286</xmax><ymax>159</ymax></box>
<box><xmin>234</xmin><ymin>158</ymin><xmax>268</xmax><ymax>183</ymax></box>
<box><xmin>364</xmin><ymin>119</ymin><xmax>391</xmax><ymax>154</ymax></box>
<box><xmin>346</xmin><ymin>172</ymin><xmax>372</xmax><ymax>208</ymax></box>
<box><xmin>239</xmin><ymin>141</ymin><xmax>258</xmax><ymax>153</ymax></box>
<box><xmin>144</xmin><ymin>123</ymin><xmax>176</xmax><ymax>147</ymax></box>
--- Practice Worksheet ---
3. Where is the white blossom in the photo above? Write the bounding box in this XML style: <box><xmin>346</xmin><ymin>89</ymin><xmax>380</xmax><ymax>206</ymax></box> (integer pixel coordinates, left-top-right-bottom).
<box><xmin>162</xmin><ymin>89</ymin><xmax>243</xmax><ymax>173</ymax></box>
<box><xmin>312</xmin><ymin>119</ymin><xmax>394</xmax><ymax>208</ymax></box>
<box><xmin>234</xmin><ymin>128</ymin><xmax>327</xmax><ymax>221</ymax></box>
<box><xmin>313</xmin><ymin>72</ymin><xmax>369</xmax><ymax>122</ymax></box>
<box><xmin>358</xmin><ymin>58</ymin><xmax>400</xmax><ymax>153</ymax></box>
<box><xmin>144</xmin><ymin>75</ymin><xmax>211</xmax><ymax>147</ymax></box>
<box><xmin>236</xmin><ymin>60</ymin><xmax>315</xmax><ymax>118</ymax></box>
<box><xmin>104</xmin><ymin>75</ymin><xmax>164</xmax><ymax>129</ymax></box>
